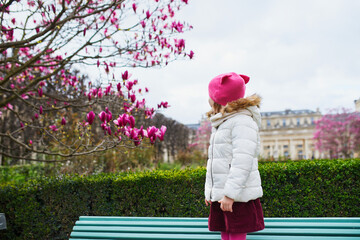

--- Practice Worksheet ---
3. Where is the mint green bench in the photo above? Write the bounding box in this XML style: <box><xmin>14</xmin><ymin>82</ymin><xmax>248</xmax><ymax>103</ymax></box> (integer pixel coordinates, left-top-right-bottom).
<box><xmin>69</xmin><ymin>216</ymin><xmax>360</xmax><ymax>240</ymax></box>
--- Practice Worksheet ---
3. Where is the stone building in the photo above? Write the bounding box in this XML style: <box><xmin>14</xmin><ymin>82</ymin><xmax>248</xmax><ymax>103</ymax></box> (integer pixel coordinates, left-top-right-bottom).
<box><xmin>355</xmin><ymin>98</ymin><xmax>360</xmax><ymax>112</ymax></box>
<box><xmin>260</xmin><ymin>109</ymin><xmax>323</xmax><ymax>160</ymax></box>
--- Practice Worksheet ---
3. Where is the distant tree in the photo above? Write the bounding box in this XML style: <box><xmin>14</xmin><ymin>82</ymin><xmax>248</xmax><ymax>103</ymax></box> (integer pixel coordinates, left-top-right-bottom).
<box><xmin>150</xmin><ymin>113</ymin><xmax>194</xmax><ymax>163</ymax></box>
<box><xmin>0</xmin><ymin>0</ymin><xmax>193</xmax><ymax>164</ymax></box>
<box><xmin>189</xmin><ymin>117</ymin><xmax>211</xmax><ymax>154</ymax></box>
<box><xmin>314</xmin><ymin>109</ymin><xmax>360</xmax><ymax>159</ymax></box>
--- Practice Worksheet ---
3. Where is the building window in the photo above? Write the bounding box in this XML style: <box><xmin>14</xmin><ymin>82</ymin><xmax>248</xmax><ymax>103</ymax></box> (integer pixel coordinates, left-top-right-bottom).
<box><xmin>297</xmin><ymin>144</ymin><xmax>303</xmax><ymax>148</ymax></box>
<box><xmin>311</xmin><ymin>117</ymin><xmax>315</xmax><ymax>125</ymax></box>
<box><xmin>267</xmin><ymin>120</ymin><xmax>271</xmax><ymax>127</ymax></box>
<box><xmin>284</xmin><ymin>151</ymin><xmax>289</xmax><ymax>157</ymax></box>
<box><xmin>282</xmin><ymin>119</ymin><xmax>286</xmax><ymax>127</ymax></box>
<box><xmin>297</xmin><ymin>118</ymin><xmax>300</xmax><ymax>126</ymax></box>
<box><xmin>298</xmin><ymin>150</ymin><xmax>303</xmax><ymax>159</ymax></box>
<box><xmin>283</xmin><ymin>145</ymin><xmax>288</xmax><ymax>149</ymax></box>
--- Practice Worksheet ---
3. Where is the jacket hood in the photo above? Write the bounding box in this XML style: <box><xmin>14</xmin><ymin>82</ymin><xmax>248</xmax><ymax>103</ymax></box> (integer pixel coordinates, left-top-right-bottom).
<box><xmin>209</xmin><ymin>94</ymin><xmax>262</xmax><ymax>128</ymax></box>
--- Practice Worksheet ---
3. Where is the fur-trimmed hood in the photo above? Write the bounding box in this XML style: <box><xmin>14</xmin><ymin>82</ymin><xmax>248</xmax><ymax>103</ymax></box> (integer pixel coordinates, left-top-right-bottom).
<box><xmin>209</xmin><ymin>94</ymin><xmax>262</xmax><ymax>128</ymax></box>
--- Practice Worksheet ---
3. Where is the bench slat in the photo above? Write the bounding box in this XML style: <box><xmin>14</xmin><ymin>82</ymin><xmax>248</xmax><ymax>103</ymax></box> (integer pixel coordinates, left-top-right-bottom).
<box><xmin>72</xmin><ymin>226</ymin><xmax>360</xmax><ymax>236</ymax></box>
<box><xmin>70</xmin><ymin>232</ymin><xmax>220</xmax><ymax>240</ymax></box>
<box><xmin>73</xmin><ymin>226</ymin><xmax>217</xmax><ymax>234</ymax></box>
<box><xmin>76</xmin><ymin>221</ymin><xmax>207</xmax><ymax>227</ymax></box>
<box><xmin>75</xmin><ymin>220</ymin><xmax>360</xmax><ymax>229</ymax></box>
<box><xmin>79</xmin><ymin>216</ymin><xmax>360</xmax><ymax>223</ymax></box>
<box><xmin>69</xmin><ymin>232</ymin><xmax>360</xmax><ymax>240</ymax></box>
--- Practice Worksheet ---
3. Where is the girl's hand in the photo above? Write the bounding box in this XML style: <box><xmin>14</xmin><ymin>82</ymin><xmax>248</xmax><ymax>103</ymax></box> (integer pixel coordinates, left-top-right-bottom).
<box><xmin>218</xmin><ymin>196</ymin><xmax>234</xmax><ymax>212</ymax></box>
<box><xmin>205</xmin><ymin>199</ymin><xmax>212</xmax><ymax>206</ymax></box>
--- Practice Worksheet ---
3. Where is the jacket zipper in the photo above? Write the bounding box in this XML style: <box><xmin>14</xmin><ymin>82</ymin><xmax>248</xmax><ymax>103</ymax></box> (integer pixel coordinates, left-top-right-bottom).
<box><xmin>210</xmin><ymin>128</ymin><xmax>217</xmax><ymax>199</ymax></box>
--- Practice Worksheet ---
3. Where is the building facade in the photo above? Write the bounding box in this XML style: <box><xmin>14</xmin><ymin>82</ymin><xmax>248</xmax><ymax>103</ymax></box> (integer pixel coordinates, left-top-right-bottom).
<box><xmin>260</xmin><ymin>109</ymin><xmax>323</xmax><ymax>160</ymax></box>
<box><xmin>355</xmin><ymin>98</ymin><xmax>360</xmax><ymax>112</ymax></box>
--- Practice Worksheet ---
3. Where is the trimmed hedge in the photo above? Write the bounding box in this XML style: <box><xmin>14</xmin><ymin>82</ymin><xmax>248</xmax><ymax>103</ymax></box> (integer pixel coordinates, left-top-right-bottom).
<box><xmin>0</xmin><ymin>159</ymin><xmax>359</xmax><ymax>240</ymax></box>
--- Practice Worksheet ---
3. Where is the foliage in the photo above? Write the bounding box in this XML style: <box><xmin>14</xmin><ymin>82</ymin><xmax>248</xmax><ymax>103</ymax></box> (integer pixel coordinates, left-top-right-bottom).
<box><xmin>0</xmin><ymin>0</ymin><xmax>193</xmax><ymax>163</ymax></box>
<box><xmin>314</xmin><ymin>108</ymin><xmax>360</xmax><ymax>158</ymax></box>
<box><xmin>1</xmin><ymin>159</ymin><xmax>359</xmax><ymax>239</ymax></box>
<box><xmin>0</xmin><ymin>163</ymin><xmax>56</xmax><ymax>185</ymax></box>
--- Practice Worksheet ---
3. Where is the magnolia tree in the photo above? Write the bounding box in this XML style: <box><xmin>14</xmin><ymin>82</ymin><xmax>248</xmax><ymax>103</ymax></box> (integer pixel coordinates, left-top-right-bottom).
<box><xmin>0</xmin><ymin>0</ymin><xmax>193</xmax><ymax>163</ymax></box>
<box><xmin>314</xmin><ymin>109</ymin><xmax>360</xmax><ymax>159</ymax></box>
<box><xmin>189</xmin><ymin>117</ymin><xmax>211</xmax><ymax>154</ymax></box>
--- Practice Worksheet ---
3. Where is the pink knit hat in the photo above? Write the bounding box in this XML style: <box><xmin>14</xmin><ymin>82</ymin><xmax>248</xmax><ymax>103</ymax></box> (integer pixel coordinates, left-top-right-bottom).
<box><xmin>208</xmin><ymin>72</ymin><xmax>250</xmax><ymax>106</ymax></box>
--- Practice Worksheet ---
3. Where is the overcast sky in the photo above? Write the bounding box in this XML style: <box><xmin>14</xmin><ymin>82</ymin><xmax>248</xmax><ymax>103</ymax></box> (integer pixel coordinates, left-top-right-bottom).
<box><xmin>132</xmin><ymin>0</ymin><xmax>360</xmax><ymax>124</ymax></box>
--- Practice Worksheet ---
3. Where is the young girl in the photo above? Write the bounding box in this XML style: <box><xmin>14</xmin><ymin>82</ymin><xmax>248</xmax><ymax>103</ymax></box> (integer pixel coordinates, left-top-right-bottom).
<box><xmin>205</xmin><ymin>72</ymin><xmax>265</xmax><ymax>240</ymax></box>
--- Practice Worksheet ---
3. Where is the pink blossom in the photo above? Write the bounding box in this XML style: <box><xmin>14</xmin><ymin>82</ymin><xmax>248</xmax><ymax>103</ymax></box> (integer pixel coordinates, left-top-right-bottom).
<box><xmin>132</xmin><ymin>3</ymin><xmax>137</xmax><ymax>13</ymax></box>
<box><xmin>39</xmin><ymin>105</ymin><xmax>43</xmax><ymax>114</ymax></box>
<box><xmin>189</xmin><ymin>50</ymin><xmax>194</xmax><ymax>59</ymax></box>
<box><xmin>122</xmin><ymin>70</ymin><xmax>129</xmax><ymax>80</ymax></box>
<box><xmin>38</xmin><ymin>88</ymin><xmax>43</xmax><ymax>97</ymax></box>
<box><xmin>126</xmin><ymin>81</ymin><xmax>134</xmax><ymax>91</ymax></box>
<box><xmin>61</xmin><ymin>117</ymin><xmax>66</xmax><ymax>125</ymax></box>
<box><xmin>87</xmin><ymin>111</ymin><xmax>95</xmax><ymax>125</ymax></box>
<box><xmin>49</xmin><ymin>125</ymin><xmax>58</xmax><ymax>132</ymax></box>
<box><xmin>140</xmin><ymin>20</ymin><xmax>146</xmax><ymax>28</ymax></box>
<box><xmin>106</xmin><ymin>111</ymin><xmax>112</xmax><ymax>122</ymax></box>
<box><xmin>98</xmin><ymin>111</ymin><xmax>107</xmax><ymax>122</ymax></box>
<box><xmin>158</xmin><ymin>101</ymin><xmax>170</xmax><ymax>109</ymax></box>
<box><xmin>98</xmin><ymin>89</ymin><xmax>103</xmax><ymax>98</ymax></box>
<box><xmin>146</xmin><ymin>10</ymin><xmax>151</xmax><ymax>19</ymax></box>
<box><xmin>29</xmin><ymin>140</ymin><xmax>33</xmax><ymax>145</ymax></box>
<box><xmin>156</xmin><ymin>125</ymin><xmax>167</xmax><ymax>141</ymax></box>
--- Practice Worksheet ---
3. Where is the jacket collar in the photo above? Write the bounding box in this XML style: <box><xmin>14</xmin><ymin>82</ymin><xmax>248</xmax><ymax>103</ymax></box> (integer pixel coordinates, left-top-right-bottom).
<box><xmin>210</xmin><ymin>106</ymin><xmax>262</xmax><ymax>129</ymax></box>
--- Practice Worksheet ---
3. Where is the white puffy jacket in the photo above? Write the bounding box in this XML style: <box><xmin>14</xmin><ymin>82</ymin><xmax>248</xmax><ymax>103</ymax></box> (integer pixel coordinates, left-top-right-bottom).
<box><xmin>205</xmin><ymin>103</ymin><xmax>263</xmax><ymax>202</ymax></box>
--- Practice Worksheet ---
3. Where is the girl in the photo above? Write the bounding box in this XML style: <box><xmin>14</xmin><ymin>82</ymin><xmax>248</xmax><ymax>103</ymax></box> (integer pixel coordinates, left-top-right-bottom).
<box><xmin>205</xmin><ymin>72</ymin><xmax>265</xmax><ymax>240</ymax></box>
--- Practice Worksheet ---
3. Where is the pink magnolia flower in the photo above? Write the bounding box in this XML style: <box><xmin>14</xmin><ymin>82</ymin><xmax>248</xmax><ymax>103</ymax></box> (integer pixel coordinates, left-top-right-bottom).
<box><xmin>132</xmin><ymin>3</ymin><xmax>137</xmax><ymax>13</ymax></box>
<box><xmin>129</xmin><ymin>115</ymin><xmax>135</xmax><ymax>128</ymax></box>
<box><xmin>106</xmin><ymin>111</ymin><xmax>112</xmax><ymax>122</ymax></box>
<box><xmin>126</xmin><ymin>81</ymin><xmax>134</xmax><ymax>91</ymax></box>
<box><xmin>49</xmin><ymin>125</ymin><xmax>58</xmax><ymax>132</ymax></box>
<box><xmin>39</xmin><ymin>105</ymin><xmax>43</xmax><ymax>114</ymax></box>
<box><xmin>146</xmin><ymin>10</ymin><xmax>151</xmax><ymax>19</ymax></box>
<box><xmin>38</xmin><ymin>88</ymin><xmax>43</xmax><ymax>97</ymax></box>
<box><xmin>98</xmin><ymin>89</ymin><xmax>103</xmax><ymax>98</ymax></box>
<box><xmin>61</xmin><ymin>117</ymin><xmax>66</xmax><ymax>125</ymax></box>
<box><xmin>158</xmin><ymin>101</ymin><xmax>170</xmax><ymax>109</ymax></box>
<box><xmin>98</xmin><ymin>111</ymin><xmax>107</xmax><ymax>122</ymax></box>
<box><xmin>105</xmin><ymin>84</ymin><xmax>112</xmax><ymax>95</ymax></box>
<box><xmin>140</xmin><ymin>20</ymin><xmax>146</xmax><ymax>28</ymax></box>
<box><xmin>29</xmin><ymin>140</ymin><xmax>33</xmax><ymax>146</ymax></box>
<box><xmin>87</xmin><ymin>111</ymin><xmax>95</xmax><ymax>125</ymax></box>
<box><xmin>189</xmin><ymin>50</ymin><xmax>194</xmax><ymax>59</ymax></box>
<box><xmin>147</xmin><ymin>126</ymin><xmax>158</xmax><ymax>144</ymax></box>
<box><xmin>122</xmin><ymin>70</ymin><xmax>129</xmax><ymax>80</ymax></box>
<box><xmin>156</xmin><ymin>126</ymin><xmax>167</xmax><ymax>141</ymax></box>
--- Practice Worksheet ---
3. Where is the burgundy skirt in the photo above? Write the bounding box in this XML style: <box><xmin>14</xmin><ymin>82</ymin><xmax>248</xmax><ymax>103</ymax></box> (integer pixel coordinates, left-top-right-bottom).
<box><xmin>208</xmin><ymin>198</ymin><xmax>265</xmax><ymax>233</ymax></box>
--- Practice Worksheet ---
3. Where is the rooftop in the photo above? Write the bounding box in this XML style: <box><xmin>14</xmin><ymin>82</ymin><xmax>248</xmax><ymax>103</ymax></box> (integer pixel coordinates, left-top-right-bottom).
<box><xmin>261</xmin><ymin>109</ymin><xmax>319</xmax><ymax>117</ymax></box>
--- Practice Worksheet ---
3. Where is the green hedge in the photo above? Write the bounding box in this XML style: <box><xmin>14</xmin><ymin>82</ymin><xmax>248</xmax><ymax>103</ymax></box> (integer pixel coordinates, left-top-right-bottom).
<box><xmin>0</xmin><ymin>159</ymin><xmax>359</xmax><ymax>240</ymax></box>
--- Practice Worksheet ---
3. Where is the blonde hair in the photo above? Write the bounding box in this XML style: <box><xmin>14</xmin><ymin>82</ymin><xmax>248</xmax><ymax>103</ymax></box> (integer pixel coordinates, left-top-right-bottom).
<box><xmin>207</xmin><ymin>94</ymin><xmax>262</xmax><ymax>118</ymax></box>
<box><xmin>206</xmin><ymin>102</ymin><xmax>223</xmax><ymax>118</ymax></box>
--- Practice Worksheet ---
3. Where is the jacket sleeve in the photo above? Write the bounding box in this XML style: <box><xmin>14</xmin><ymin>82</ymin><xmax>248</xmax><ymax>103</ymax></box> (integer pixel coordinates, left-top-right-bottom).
<box><xmin>223</xmin><ymin>117</ymin><xmax>258</xmax><ymax>200</ymax></box>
